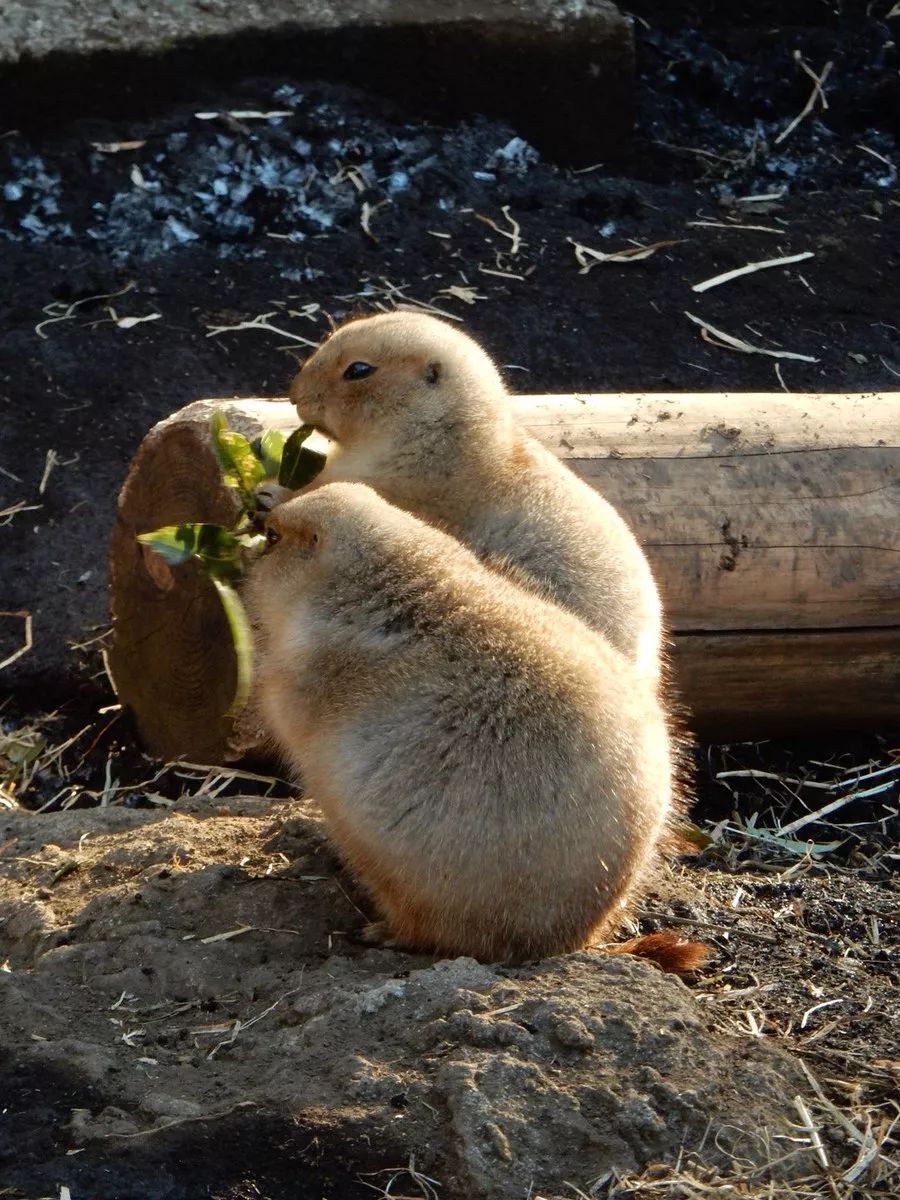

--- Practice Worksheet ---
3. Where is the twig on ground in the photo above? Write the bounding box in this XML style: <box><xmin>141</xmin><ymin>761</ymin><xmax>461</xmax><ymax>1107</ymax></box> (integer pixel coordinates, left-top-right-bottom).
<box><xmin>38</xmin><ymin>449</ymin><xmax>59</xmax><ymax>494</ymax></box>
<box><xmin>775</xmin><ymin>54</ymin><xmax>834</xmax><ymax>146</ymax></box>
<box><xmin>0</xmin><ymin>500</ymin><xmax>42</xmax><ymax>526</ymax></box>
<box><xmin>569</xmin><ymin>237</ymin><xmax>681</xmax><ymax>273</ymax></box>
<box><xmin>734</xmin><ymin>191</ymin><xmax>787</xmax><ymax>204</ymax></box>
<box><xmin>205</xmin><ymin>311</ymin><xmax>319</xmax><ymax>347</ymax></box>
<box><xmin>346</xmin><ymin>278</ymin><xmax>464</xmax><ymax>322</ymax></box>
<box><xmin>685</xmin><ymin>311</ymin><xmax>818</xmax><ymax>362</ymax></box>
<box><xmin>200</xmin><ymin>925</ymin><xmax>255</xmax><ymax>945</ymax></box>
<box><xmin>793</xmin><ymin>1095</ymin><xmax>829</xmax><ymax>1168</ymax></box>
<box><xmin>692</xmin><ymin>251</ymin><xmax>814</xmax><ymax>293</ymax></box>
<box><xmin>0</xmin><ymin>611</ymin><xmax>33</xmax><ymax>671</ymax></box>
<box><xmin>478</xmin><ymin>266</ymin><xmax>526</xmax><ymax>280</ymax></box>
<box><xmin>35</xmin><ymin>281</ymin><xmax>135</xmax><ymax>339</ymax></box>
<box><xmin>360</xmin><ymin>199</ymin><xmax>390</xmax><ymax>242</ymax></box>
<box><xmin>857</xmin><ymin>143</ymin><xmax>895</xmax><ymax>170</ymax></box>
<box><xmin>778</xmin><ymin>782</ymin><xmax>896</xmax><ymax>837</ymax></box>
<box><xmin>359</xmin><ymin>1155</ymin><xmax>442</xmax><ymax>1200</ymax></box>
<box><xmin>687</xmin><ymin>220</ymin><xmax>785</xmax><ymax>234</ymax></box>
<box><xmin>107</xmin><ymin>308</ymin><xmax>161</xmax><ymax>330</ymax></box>
<box><xmin>475</xmin><ymin>205</ymin><xmax>522</xmax><ymax>255</ymax></box>
<box><xmin>435</xmin><ymin>285</ymin><xmax>486</xmax><ymax>305</ymax></box>
<box><xmin>91</xmin><ymin>139</ymin><xmax>146</xmax><ymax>153</ymax></box>
<box><xmin>195</xmin><ymin>110</ymin><xmax>292</xmax><ymax>121</ymax></box>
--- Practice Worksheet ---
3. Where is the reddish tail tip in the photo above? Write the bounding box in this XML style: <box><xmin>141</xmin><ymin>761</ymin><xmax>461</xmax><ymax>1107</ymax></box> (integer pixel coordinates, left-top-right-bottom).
<box><xmin>607</xmin><ymin>930</ymin><xmax>710</xmax><ymax>975</ymax></box>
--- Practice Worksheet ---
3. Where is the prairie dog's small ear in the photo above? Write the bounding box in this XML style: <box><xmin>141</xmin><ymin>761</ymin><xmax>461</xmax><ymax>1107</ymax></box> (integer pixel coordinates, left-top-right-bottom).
<box><xmin>424</xmin><ymin>360</ymin><xmax>442</xmax><ymax>386</ymax></box>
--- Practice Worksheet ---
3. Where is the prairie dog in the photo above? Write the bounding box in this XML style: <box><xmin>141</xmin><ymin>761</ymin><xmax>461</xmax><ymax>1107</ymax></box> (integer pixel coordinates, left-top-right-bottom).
<box><xmin>248</xmin><ymin>482</ymin><xmax>675</xmax><ymax>964</ymax></box>
<box><xmin>288</xmin><ymin>311</ymin><xmax>662</xmax><ymax>683</ymax></box>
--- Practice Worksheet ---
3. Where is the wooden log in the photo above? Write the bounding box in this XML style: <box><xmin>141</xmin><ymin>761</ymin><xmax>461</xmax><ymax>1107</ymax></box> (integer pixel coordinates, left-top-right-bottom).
<box><xmin>108</xmin><ymin>393</ymin><xmax>900</xmax><ymax>761</ymax></box>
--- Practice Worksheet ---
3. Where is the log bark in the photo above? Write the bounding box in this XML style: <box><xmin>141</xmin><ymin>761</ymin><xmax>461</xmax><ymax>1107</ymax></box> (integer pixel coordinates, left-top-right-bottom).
<box><xmin>109</xmin><ymin>393</ymin><xmax>900</xmax><ymax>761</ymax></box>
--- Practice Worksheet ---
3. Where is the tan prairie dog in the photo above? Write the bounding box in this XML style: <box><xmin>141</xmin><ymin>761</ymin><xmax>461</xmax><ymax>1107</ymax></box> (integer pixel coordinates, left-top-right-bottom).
<box><xmin>287</xmin><ymin>311</ymin><xmax>662</xmax><ymax>684</ymax></box>
<box><xmin>248</xmin><ymin>482</ymin><xmax>703</xmax><ymax>970</ymax></box>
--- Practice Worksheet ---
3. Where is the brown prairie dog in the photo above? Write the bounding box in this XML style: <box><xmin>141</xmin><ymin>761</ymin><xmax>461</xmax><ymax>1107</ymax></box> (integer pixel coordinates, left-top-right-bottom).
<box><xmin>288</xmin><ymin>311</ymin><xmax>663</xmax><ymax>684</ymax></box>
<box><xmin>247</xmin><ymin>482</ymin><xmax>675</xmax><ymax>964</ymax></box>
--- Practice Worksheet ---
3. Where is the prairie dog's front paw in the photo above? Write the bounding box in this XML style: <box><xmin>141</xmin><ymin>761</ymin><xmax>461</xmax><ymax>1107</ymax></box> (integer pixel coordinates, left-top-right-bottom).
<box><xmin>256</xmin><ymin>482</ymin><xmax>294</xmax><ymax>512</ymax></box>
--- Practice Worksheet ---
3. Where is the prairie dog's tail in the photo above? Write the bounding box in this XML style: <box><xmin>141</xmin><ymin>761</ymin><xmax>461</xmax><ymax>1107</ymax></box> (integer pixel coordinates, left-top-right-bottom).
<box><xmin>605</xmin><ymin>930</ymin><xmax>709</xmax><ymax>975</ymax></box>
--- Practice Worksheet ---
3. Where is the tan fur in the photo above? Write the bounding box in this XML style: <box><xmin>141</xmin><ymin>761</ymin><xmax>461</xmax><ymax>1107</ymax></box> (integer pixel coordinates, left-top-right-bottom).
<box><xmin>247</xmin><ymin>483</ymin><xmax>676</xmax><ymax>964</ymax></box>
<box><xmin>287</xmin><ymin>311</ymin><xmax>663</xmax><ymax>683</ymax></box>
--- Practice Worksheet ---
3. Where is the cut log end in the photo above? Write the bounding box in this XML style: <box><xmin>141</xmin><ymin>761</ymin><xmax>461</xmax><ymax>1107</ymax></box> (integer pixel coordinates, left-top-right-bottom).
<box><xmin>107</xmin><ymin>402</ymin><xmax>292</xmax><ymax>762</ymax></box>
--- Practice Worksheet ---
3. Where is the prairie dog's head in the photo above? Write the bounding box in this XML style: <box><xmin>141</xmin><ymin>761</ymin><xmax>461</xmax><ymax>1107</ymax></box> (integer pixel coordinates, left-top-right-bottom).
<box><xmin>250</xmin><ymin>482</ymin><xmax>441</xmax><ymax>626</ymax></box>
<box><xmin>288</xmin><ymin>311</ymin><xmax>509</xmax><ymax>457</ymax></box>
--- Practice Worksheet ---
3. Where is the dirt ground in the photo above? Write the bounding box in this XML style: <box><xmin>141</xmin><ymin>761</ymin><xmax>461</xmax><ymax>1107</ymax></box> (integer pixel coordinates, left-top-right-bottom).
<box><xmin>1</xmin><ymin>2</ymin><xmax>899</xmax><ymax>1196</ymax></box>
<box><xmin>1</xmin><ymin>788</ymin><xmax>897</xmax><ymax>1199</ymax></box>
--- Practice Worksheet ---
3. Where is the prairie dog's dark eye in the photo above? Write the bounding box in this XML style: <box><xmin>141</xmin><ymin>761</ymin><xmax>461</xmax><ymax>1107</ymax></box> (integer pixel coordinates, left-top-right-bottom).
<box><xmin>265</xmin><ymin>526</ymin><xmax>281</xmax><ymax>550</ymax></box>
<box><xmin>343</xmin><ymin>361</ymin><xmax>376</xmax><ymax>381</ymax></box>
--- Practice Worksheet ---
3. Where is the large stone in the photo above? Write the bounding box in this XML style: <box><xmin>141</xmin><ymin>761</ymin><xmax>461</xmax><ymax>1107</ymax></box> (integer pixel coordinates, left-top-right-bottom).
<box><xmin>0</xmin><ymin>1</ymin><xmax>634</xmax><ymax>164</ymax></box>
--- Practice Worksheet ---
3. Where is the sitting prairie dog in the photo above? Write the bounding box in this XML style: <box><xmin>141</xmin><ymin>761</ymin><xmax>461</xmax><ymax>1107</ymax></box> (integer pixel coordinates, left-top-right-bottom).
<box><xmin>247</xmin><ymin>482</ymin><xmax>687</xmax><ymax>965</ymax></box>
<box><xmin>287</xmin><ymin>311</ymin><xmax>663</xmax><ymax>683</ymax></box>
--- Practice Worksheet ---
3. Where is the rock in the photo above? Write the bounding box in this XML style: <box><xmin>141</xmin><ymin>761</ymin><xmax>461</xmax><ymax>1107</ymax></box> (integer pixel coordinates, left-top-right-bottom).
<box><xmin>0</xmin><ymin>798</ymin><xmax>814</xmax><ymax>1198</ymax></box>
<box><xmin>0</xmin><ymin>2</ymin><xmax>634</xmax><ymax>164</ymax></box>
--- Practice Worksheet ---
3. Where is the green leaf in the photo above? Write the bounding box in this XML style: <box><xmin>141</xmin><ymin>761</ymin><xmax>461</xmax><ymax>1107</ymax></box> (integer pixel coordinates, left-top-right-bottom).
<box><xmin>138</xmin><ymin>523</ymin><xmax>254</xmax><ymax>716</ymax></box>
<box><xmin>279</xmin><ymin>423</ymin><xmax>326</xmax><ymax>489</ymax></box>
<box><xmin>2</xmin><ymin>737</ymin><xmax>46</xmax><ymax>769</ymax></box>
<box><xmin>138</xmin><ymin>523</ymin><xmax>205</xmax><ymax>566</ymax></box>
<box><xmin>258</xmin><ymin>428</ymin><xmax>286</xmax><ymax>478</ymax></box>
<box><xmin>138</xmin><ymin>523</ymin><xmax>244</xmax><ymax>580</ymax></box>
<box><xmin>210</xmin><ymin>412</ymin><xmax>266</xmax><ymax>505</ymax></box>
<box><xmin>212</xmin><ymin>578</ymin><xmax>254</xmax><ymax>717</ymax></box>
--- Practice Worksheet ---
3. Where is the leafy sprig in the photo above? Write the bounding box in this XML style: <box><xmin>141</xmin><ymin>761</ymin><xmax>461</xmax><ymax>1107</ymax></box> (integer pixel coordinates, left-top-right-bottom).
<box><xmin>137</xmin><ymin>414</ymin><xmax>325</xmax><ymax>717</ymax></box>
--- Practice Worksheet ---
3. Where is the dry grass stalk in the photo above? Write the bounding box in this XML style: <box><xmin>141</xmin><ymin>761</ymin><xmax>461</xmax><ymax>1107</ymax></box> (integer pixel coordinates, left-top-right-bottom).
<box><xmin>0</xmin><ymin>500</ymin><xmax>42</xmax><ymax>525</ymax></box>
<box><xmin>91</xmin><ymin>139</ymin><xmax>147</xmax><ymax>153</ymax></box>
<box><xmin>568</xmin><ymin>237</ymin><xmax>680</xmax><ymax>272</ymax></box>
<box><xmin>435</xmin><ymin>284</ymin><xmax>486</xmax><ymax>305</ymax></box>
<box><xmin>358</xmin><ymin>1154</ymin><xmax>442</xmax><ymax>1200</ymax></box>
<box><xmin>692</xmin><ymin>251</ymin><xmax>814</xmax><ymax>293</ymax></box>
<box><xmin>35</xmin><ymin>280</ymin><xmax>135</xmax><ymax>339</ymax></box>
<box><xmin>687</xmin><ymin>220</ymin><xmax>785</xmax><ymax>233</ymax></box>
<box><xmin>475</xmin><ymin>205</ymin><xmax>522</xmax><ymax>255</ymax></box>
<box><xmin>361</xmin><ymin>199</ymin><xmax>390</xmax><ymax>242</ymax></box>
<box><xmin>195</xmin><ymin>110</ymin><xmax>292</xmax><ymax>121</ymax></box>
<box><xmin>775</xmin><ymin>54</ymin><xmax>834</xmax><ymax>146</ymax></box>
<box><xmin>684</xmin><ymin>311</ymin><xmax>818</xmax><ymax>362</ymax></box>
<box><xmin>0</xmin><ymin>610</ymin><xmax>33</xmax><ymax>671</ymax></box>
<box><xmin>205</xmin><ymin>310</ymin><xmax>319</xmax><ymax>346</ymax></box>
